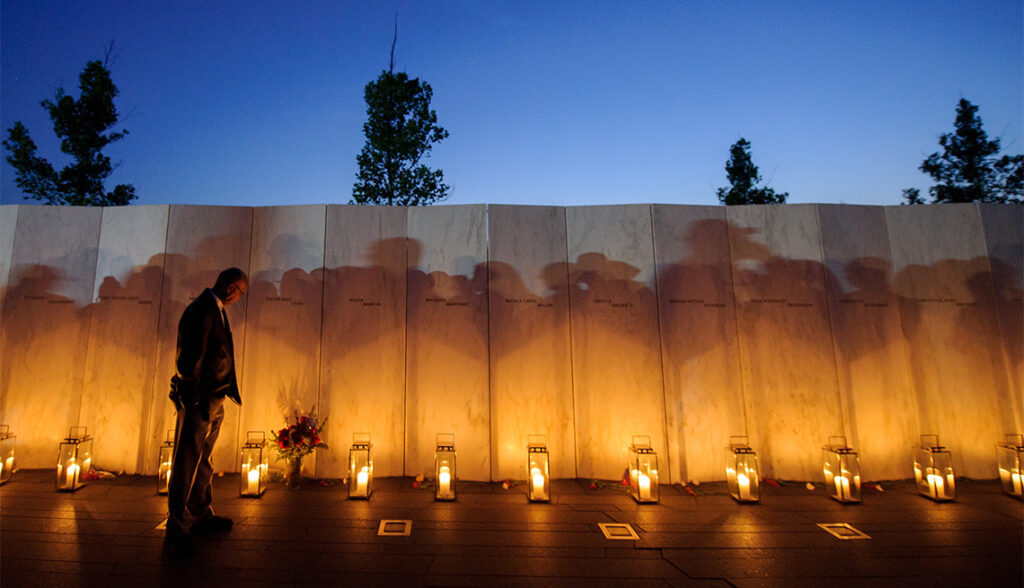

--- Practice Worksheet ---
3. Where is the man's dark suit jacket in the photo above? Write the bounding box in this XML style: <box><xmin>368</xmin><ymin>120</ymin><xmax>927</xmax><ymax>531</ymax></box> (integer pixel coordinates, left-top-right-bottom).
<box><xmin>175</xmin><ymin>289</ymin><xmax>241</xmax><ymax>405</ymax></box>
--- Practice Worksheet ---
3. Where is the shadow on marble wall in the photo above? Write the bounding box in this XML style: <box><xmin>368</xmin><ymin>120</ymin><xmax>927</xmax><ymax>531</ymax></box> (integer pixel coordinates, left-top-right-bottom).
<box><xmin>405</xmin><ymin>241</ymin><xmax>490</xmax><ymax>479</ymax></box>
<box><xmin>894</xmin><ymin>257</ymin><xmax>1018</xmax><ymax>477</ymax></box>
<box><xmin>1</xmin><ymin>264</ymin><xmax>95</xmax><ymax>467</ymax></box>
<box><xmin>80</xmin><ymin>259</ymin><xmax>166</xmax><ymax>475</ymax></box>
<box><xmin>319</xmin><ymin>236</ymin><xmax>406</xmax><ymax>478</ymax></box>
<box><xmin>656</xmin><ymin>217</ymin><xmax>756</xmax><ymax>484</ymax></box>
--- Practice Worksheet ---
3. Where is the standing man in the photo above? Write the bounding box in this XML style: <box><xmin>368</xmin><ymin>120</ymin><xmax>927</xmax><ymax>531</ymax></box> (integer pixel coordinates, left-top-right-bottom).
<box><xmin>165</xmin><ymin>267</ymin><xmax>248</xmax><ymax>555</ymax></box>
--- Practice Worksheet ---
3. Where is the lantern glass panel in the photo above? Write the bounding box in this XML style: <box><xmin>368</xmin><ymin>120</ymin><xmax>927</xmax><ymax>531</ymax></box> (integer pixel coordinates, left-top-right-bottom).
<box><xmin>726</xmin><ymin>436</ymin><xmax>760</xmax><ymax>503</ymax></box>
<box><xmin>628</xmin><ymin>435</ymin><xmax>659</xmax><ymax>503</ymax></box>
<box><xmin>56</xmin><ymin>427</ymin><xmax>93</xmax><ymax>492</ymax></box>
<box><xmin>348</xmin><ymin>433</ymin><xmax>372</xmax><ymax>499</ymax></box>
<box><xmin>997</xmin><ymin>434</ymin><xmax>1023</xmax><ymax>498</ymax></box>
<box><xmin>0</xmin><ymin>425</ymin><xmax>15</xmax><ymax>485</ymax></box>
<box><xmin>157</xmin><ymin>430</ymin><xmax>174</xmax><ymax>495</ymax></box>
<box><xmin>240</xmin><ymin>431</ymin><xmax>267</xmax><ymax>497</ymax></box>
<box><xmin>527</xmin><ymin>435</ymin><xmax>549</xmax><ymax>502</ymax></box>
<box><xmin>914</xmin><ymin>435</ymin><xmax>955</xmax><ymax>501</ymax></box>
<box><xmin>435</xmin><ymin>433</ymin><xmax>456</xmax><ymax>501</ymax></box>
<box><xmin>822</xmin><ymin>436</ymin><xmax>861</xmax><ymax>503</ymax></box>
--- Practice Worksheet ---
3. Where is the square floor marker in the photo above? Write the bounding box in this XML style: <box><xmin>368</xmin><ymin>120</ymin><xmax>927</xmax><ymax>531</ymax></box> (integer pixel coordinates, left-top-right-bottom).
<box><xmin>817</xmin><ymin>523</ymin><xmax>870</xmax><ymax>540</ymax></box>
<box><xmin>377</xmin><ymin>519</ymin><xmax>412</xmax><ymax>536</ymax></box>
<box><xmin>598</xmin><ymin>522</ymin><xmax>639</xmax><ymax>540</ymax></box>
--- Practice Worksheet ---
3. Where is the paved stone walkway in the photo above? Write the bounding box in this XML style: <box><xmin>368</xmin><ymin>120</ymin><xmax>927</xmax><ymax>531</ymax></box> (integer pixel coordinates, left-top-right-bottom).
<box><xmin>1</xmin><ymin>470</ymin><xmax>1021</xmax><ymax>586</ymax></box>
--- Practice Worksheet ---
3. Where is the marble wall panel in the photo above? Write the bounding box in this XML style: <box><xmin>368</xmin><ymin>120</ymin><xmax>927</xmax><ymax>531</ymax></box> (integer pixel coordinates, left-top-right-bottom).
<box><xmin>239</xmin><ymin>205</ymin><xmax>326</xmax><ymax>476</ymax></box>
<box><xmin>488</xmin><ymin>205</ymin><xmax>575</xmax><ymax>480</ymax></box>
<box><xmin>406</xmin><ymin>205</ymin><xmax>490</xmax><ymax>480</ymax></box>
<box><xmin>887</xmin><ymin>204</ymin><xmax>1012</xmax><ymax>477</ymax></box>
<box><xmin>726</xmin><ymin>204</ymin><xmax>841</xmax><ymax>480</ymax></box>
<box><xmin>145</xmin><ymin>205</ymin><xmax>253</xmax><ymax>474</ymax></box>
<box><xmin>817</xmin><ymin>205</ymin><xmax>917</xmax><ymax>479</ymax></box>
<box><xmin>566</xmin><ymin>205</ymin><xmax>666</xmax><ymax>481</ymax></box>
<box><xmin>652</xmin><ymin>205</ymin><xmax>744</xmax><ymax>484</ymax></box>
<box><xmin>319</xmin><ymin>205</ymin><xmax>407</xmax><ymax>478</ymax></box>
<box><xmin>0</xmin><ymin>206</ymin><xmax>101</xmax><ymax>467</ymax></box>
<box><xmin>80</xmin><ymin>206</ymin><xmax>169</xmax><ymax>474</ymax></box>
<box><xmin>978</xmin><ymin>204</ymin><xmax>1023</xmax><ymax>432</ymax></box>
<box><xmin>0</xmin><ymin>206</ymin><xmax>18</xmax><ymax>321</ymax></box>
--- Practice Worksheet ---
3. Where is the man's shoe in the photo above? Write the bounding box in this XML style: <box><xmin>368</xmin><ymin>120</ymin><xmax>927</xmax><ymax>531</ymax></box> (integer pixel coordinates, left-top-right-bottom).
<box><xmin>164</xmin><ymin>533</ymin><xmax>196</xmax><ymax>557</ymax></box>
<box><xmin>191</xmin><ymin>515</ymin><xmax>233</xmax><ymax>535</ymax></box>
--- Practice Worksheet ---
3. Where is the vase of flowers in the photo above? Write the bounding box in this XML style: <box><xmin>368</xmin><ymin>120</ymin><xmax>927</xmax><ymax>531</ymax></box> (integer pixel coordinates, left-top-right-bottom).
<box><xmin>271</xmin><ymin>408</ymin><xmax>327</xmax><ymax>489</ymax></box>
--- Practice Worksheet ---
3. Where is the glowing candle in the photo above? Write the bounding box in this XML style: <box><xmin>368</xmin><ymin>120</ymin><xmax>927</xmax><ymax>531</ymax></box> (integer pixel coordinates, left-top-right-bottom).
<box><xmin>357</xmin><ymin>466</ymin><xmax>369</xmax><ymax>495</ymax></box>
<box><xmin>438</xmin><ymin>466</ymin><xmax>451</xmax><ymax>495</ymax></box>
<box><xmin>999</xmin><ymin>467</ymin><xmax>1011</xmax><ymax>486</ymax></box>
<box><xmin>834</xmin><ymin>475</ymin><xmax>850</xmax><ymax>499</ymax></box>
<box><xmin>1012</xmin><ymin>473</ymin><xmax>1022</xmax><ymax>495</ymax></box>
<box><xmin>4</xmin><ymin>457</ymin><xmax>12</xmax><ymax>473</ymax></box>
<box><xmin>247</xmin><ymin>468</ymin><xmax>260</xmax><ymax>494</ymax></box>
<box><xmin>638</xmin><ymin>473</ymin><xmax>651</xmax><ymax>500</ymax></box>
<box><xmin>927</xmin><ymin>473</ymin><xmax>945</xmax><ymax>499</ymax></box>
<box><xmin>737</xmin><ymin>473</ymin><xmax>751</xmax><ymax>501</ymax></box>
<box><xmin>66</xmin><ymin>463</ymin><xmax>79</xmax><ymax>488</ymax></box>
<box><xmin>531</xmin><ymin>467</ymin><xmax>545</xmax><ymax>496</ymax></box>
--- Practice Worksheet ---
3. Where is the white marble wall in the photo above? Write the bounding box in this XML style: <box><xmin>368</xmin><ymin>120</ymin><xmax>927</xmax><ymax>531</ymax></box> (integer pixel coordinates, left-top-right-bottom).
<box><xmin>0</xmin><ymin>206</ymin><xmax>102</xmax><ymax>468</ymax></box>
<box><xmin>566</xmin><ymin>205</ymin><xmax>666</xmax><ymax>481</ymax></box>
<box><xmin>1</xmin><ymin>203</ymin><xmax>1019</xmax><ymax>481</ymax></box>
<box><xmin>144</xmin><ymin>205</ymin><xmax>253</xmax><ymax>475</ymax></box>
<box><xmin>319</xmin><ymin>205</ymin><xmax>407</xmax><ymax>478</ymax></box>
<box><xmin>488</xmin><ymin>205</ymin><xmax>576</xmax><ymax>480</ymax></box>
<box><xmin>978</xmin><ymin>204</ymin><xmax>1023</xmax><ymax>433</ymax></box>
<box><xmin>0</xmin><ymin>206</ymin><xmax>19</xmax><ymax>321</ymax></box>
<box><xmin>887</xmin><ymin>204</ymin><xmax>1013</xmax><ymax>477</ymax></box>
<box><xmin>406</xmin><ymin>205</ymin><xmax>490</xmax><ymax>480</ymax></box>
<box><xmin>239</xmin><ymin>206</ymin><xmax>326</xmax><ymax>476</ymax></box>
<box><xmin>653</xmin><ymin>205</ymin><xmax>745</xmax><ymax>484</ymax></box>
<box><xmin>817</xmin><ymin>205</ymin><xmax>918</xmax><ymax>480</ymax></box>
<box><xmin>727</xmin><ymin>204</ymin><xmax>842</xmax><ymax>480</ymax></box>
<box><xmin>80</xmin><ymin>206</ymin><xmax>169</xmax><ymax>474</ymax></box>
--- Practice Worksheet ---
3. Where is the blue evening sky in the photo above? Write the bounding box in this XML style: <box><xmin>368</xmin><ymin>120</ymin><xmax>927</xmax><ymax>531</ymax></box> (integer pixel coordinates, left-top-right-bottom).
<box><xmin>2</xmin><ymin>1</ymin><xmax>1021</xmax><ymax>207</ymax></box>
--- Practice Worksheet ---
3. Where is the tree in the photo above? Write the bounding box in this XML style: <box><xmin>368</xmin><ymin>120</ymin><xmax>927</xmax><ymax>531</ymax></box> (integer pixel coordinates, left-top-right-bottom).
<box><xmin>4</xmin><ymin>48</ymin><xmax>136</xmax><ymax>206</ymax></box>
<box><xmin>716</xmin><ymin>138</ymin><xmax>788</xmax><ymax>205</ymax></box>
<box><xmin>904</xmin><ymin>98</ymin><xmax>1022</xmax><ymax>204</ymax></box>
<box><xmin>352</xmin><ymin>27</ymin><xmax>449</xmax><ymax>206</ymax></box>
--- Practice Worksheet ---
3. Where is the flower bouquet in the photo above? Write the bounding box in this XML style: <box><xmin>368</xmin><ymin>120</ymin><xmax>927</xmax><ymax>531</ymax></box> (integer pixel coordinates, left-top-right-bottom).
<box><xmin>271</xmin><ymin>408</ymin><xmax>328</xmax><ymax>488</ymax></box>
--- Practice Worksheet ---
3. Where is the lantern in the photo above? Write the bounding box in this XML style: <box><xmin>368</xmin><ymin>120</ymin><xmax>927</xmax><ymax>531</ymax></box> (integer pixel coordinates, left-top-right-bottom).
<box><xmin>56</xmin><ymin>427</ymin><xmax>93</xmax><ymax>491</ymax></box>
<box><xmin>628</xmin><ymin>435</ymin><xmax>659</xmax><ymax>503</ymax></box>
<box><xmin>0</xmin><ymin>425</ymin><xmax>15</xmax><ymax>485</ymax></box>
<box><xmin>726</xmin><ymin>435</ymin><xmax>760</xmax><ymax>503</ymax></box>
<box><xmin>527</xmin><ymin>434</ymin><xmax>550</xmax><ymax>502</ymax></box>
<box><xmin>435</xmin><ymin>433</ymin><xmax>456</xmax><ymax>501</ymax></box>
<box><xmin>348</xmin><ymin>432</ymin><xmax>372</xmax><ymax>499</ymax></box>
<box><xmin>822</xmin><ymin>436</ymin><xmax>861</xmax><ymax>503</ymax></box>
<box><xmin>157</xmin><ymin>429</ymin><xmax>174</xmax><ymax>495</ymax></box>
<box><xmin>240</xmin><ymin>431</ymin><xmax>268</xmax><ymax>497</ymax></box>
<box><xmin>997</xmin><ymin>434</ymin><xmax>1023</xmax><ymax>499</ymax></box>
<box><xmin>914</xmin><ymin>434</ymin><xmax>955</xmax><ymax>501</ymax></box>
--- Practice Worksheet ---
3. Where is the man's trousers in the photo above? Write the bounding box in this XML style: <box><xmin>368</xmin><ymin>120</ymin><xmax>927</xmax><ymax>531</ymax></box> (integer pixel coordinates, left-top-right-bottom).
<box><xmin>166</xmin><ymin>395</ymin><xmax>225</xmax><ymax>537</ymax></box>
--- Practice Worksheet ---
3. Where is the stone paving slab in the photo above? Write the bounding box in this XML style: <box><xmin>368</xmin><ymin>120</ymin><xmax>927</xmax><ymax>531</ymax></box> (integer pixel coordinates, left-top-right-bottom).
<box><xmin>0</xmin><ymin>471</ymin><xmax>1020</xmax><ymax>587</ymax></box>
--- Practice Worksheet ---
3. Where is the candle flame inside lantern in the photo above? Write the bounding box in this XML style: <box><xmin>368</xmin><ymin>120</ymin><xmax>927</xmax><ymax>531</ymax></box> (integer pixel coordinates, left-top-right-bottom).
<box><xmin>357</xmin><ymin>466</ymin><xmax>369</xmax><ymax>495</ymax></box>
<box><xmin>438</xmin><ymin>466</ymin><xmax>451</xmax><ymax>495</ymax></box>
<box><xmin>531</xmin><ymin>467</ymin><xmax>544</xmax><ymax>494</ymax></box>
